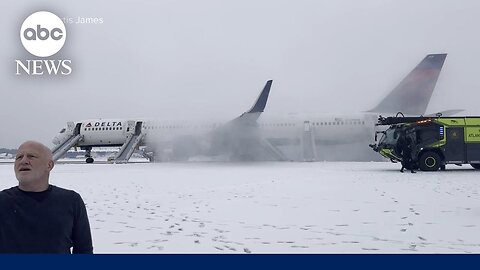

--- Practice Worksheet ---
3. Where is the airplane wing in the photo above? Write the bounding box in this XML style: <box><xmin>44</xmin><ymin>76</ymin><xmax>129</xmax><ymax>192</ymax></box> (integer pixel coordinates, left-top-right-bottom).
<box><xmin>206</xmin><ymin>80</ymin><xmax>287</xmax><ymax>160</ymax></box>
<box><xmin>231</xmin><ymin>80</ymin><xmax>272</xmax><ymax>124</ymax></box>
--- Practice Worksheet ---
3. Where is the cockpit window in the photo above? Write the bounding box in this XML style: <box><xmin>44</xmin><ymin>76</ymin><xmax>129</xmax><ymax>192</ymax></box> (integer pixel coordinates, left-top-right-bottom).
<box><xmin>59</xmin><ymin>128</ymin><xmax>66</xmax><ymax>133</ymax></box>
<box><xmin>379</xmin><ymin>128</ymin><xmax>400</xmax><ymax>146</ymax></box>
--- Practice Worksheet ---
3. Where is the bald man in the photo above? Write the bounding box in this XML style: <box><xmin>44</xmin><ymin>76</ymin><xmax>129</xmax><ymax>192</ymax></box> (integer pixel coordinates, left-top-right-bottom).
<box><xmin>0</xmin><ymin>141</ymin><xmax>93</xmax><ymax>253</ymax></box>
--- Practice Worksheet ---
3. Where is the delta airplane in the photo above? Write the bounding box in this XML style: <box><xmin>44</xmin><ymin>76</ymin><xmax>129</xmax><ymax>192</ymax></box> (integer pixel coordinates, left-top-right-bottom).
<box><xmin>52</xmin><ymin>53</ymin><xmax>448</xmax><ymax>163</ymax></box>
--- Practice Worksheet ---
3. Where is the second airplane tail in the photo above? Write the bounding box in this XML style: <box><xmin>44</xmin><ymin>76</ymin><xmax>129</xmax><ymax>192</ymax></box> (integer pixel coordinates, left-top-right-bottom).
<box><xmin>368</xmin><ymin>53</ymin><xmax>447</xmax><ymax>115</ymax></box>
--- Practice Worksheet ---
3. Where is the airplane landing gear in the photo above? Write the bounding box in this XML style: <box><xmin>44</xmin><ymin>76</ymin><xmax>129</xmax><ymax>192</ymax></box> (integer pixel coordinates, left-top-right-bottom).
<box><xmin>84</xmin><ymin>147</ymin><xmax>94</xmax><ymax>163</ymax></box>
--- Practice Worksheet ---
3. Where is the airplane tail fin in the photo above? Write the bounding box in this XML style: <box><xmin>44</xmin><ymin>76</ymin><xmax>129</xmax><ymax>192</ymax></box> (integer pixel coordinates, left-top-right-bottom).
<box><xmin>367</xmin><ymin>53</ymin><xmax>447</xmax><ymax>115</ymax></box>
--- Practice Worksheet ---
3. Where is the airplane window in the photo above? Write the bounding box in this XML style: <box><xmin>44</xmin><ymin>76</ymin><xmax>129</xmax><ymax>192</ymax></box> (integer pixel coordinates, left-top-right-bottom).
<box><xmin>362</xmin><ymin>121</ymin><xmax>365</xmax><ymax>125</ymax></box>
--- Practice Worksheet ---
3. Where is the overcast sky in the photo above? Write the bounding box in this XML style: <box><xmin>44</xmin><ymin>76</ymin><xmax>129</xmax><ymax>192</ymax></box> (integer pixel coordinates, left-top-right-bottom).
<box><xmin>1</xmin><ymin>0</ymin><xmax>480</xmax><ymax>148</ymax></box>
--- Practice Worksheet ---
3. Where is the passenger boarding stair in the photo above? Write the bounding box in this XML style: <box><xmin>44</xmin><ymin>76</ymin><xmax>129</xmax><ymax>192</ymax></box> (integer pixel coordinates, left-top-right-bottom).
<box><xmin>52</xmin><ymin>135</ymin><xmax>84</xmax><ymax>161</ymax></box>
<box><xmin>301</xmin><ymin>121</ymin><xmax>317</xmax><ymax>162</ymax></box>
<box><xmin>112</xmin><ymin>133</ymin><xmax>145</xmax><ymax>163</ymax></box>
<box><xmin>112</xmin><ymin>121</ymin><xmax>145</xmax><ymax>163</ymax></box>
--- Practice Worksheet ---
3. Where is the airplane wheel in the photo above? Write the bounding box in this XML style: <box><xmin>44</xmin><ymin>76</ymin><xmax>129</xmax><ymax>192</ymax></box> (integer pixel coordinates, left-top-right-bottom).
<box><xmin>419</xmin><ymin>151</ymin><xmax>441</xmax><ymax>171</ymax></box>
<box><xmin>86</xmin><ymin>157</ymin><xmax>94</xmax><ymax>164</ymax></box>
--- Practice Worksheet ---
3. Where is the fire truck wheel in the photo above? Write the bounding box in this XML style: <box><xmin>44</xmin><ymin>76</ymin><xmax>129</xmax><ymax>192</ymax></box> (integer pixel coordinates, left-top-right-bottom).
<box><xmin>471</xmin><ymin>164</ymin><xmax>480</xmax><ymax>170</ymax></box>
<box><xmin>419</xmin><ymin>151</ymin><xmax>441</xmax><ymax>171</ymax></box>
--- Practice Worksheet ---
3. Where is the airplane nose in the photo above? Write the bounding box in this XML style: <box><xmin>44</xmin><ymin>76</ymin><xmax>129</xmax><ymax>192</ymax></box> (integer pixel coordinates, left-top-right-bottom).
<box><xmin>52</xmin><ymin>135</ymin><xmax>61</xmax><ymax>145</ymax></box>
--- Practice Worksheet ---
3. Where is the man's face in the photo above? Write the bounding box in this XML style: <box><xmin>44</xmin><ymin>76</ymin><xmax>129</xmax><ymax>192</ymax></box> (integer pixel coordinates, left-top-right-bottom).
<box><xmin>14</xmin><ymin>142</ymin><xmax>53</xmax><ymax>187</ymax></box>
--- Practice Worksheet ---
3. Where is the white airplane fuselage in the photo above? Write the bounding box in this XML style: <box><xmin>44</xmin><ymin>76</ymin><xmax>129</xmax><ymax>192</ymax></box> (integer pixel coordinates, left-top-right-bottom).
<box><xmin>51</xmin><ymin>54</ymin><xmax>448</xmax><ymax>162</ymax></box>
<box><xmin>52</xmin><ymin>113</ymin><xmax>379</xmax><ymax>161</ymax></box>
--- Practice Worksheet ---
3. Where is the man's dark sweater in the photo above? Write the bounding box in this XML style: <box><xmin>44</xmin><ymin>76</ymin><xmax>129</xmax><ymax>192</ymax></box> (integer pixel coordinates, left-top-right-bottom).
<box><xmin>0</xmin><ymin>185</ymin><xmax>93</xmax><ymax>253</ymax></box>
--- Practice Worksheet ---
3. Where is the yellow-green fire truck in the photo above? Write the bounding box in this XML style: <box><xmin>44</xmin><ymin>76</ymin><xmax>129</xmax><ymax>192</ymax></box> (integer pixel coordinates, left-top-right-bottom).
<box><xmin>370</xmin><ymin>116</ymin><xmax>480</xmax><ymax>171</ymax></box>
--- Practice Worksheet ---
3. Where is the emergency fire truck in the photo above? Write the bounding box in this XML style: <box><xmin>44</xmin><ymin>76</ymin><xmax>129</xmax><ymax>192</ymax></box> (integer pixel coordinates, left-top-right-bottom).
<box><xmin>370</xmin><ymin>116</ymin><xmax>480</xmax><ymax>171</ymax></box>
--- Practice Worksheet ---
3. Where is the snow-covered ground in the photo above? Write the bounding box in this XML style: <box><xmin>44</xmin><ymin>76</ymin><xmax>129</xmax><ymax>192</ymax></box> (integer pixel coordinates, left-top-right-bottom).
<box><xmin>1</xmin><ymin>161</ymin><xmax>479</xmax><ymax>253</ymax></box>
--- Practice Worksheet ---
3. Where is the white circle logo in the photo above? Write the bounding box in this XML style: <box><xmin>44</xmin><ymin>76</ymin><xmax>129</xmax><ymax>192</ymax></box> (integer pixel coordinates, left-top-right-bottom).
<box><xmin>20</xmin><ymin>11</ymin><xmax>66</xmax><ymax>57</ymax></box>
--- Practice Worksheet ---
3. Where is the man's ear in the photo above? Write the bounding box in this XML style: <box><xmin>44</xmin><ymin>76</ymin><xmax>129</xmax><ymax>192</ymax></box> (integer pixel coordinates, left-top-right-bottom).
<box><xmin>48</xmin><ymin>160</ymin><xmax>55</xmax><ymax>171</ymax></box>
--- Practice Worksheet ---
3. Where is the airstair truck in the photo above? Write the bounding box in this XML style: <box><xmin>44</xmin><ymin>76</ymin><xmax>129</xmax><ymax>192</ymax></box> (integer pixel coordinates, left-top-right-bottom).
<box><xmin>370</xmin><ymin>116</ymin><xmax>480</xmax><ymax>171</ymax></box>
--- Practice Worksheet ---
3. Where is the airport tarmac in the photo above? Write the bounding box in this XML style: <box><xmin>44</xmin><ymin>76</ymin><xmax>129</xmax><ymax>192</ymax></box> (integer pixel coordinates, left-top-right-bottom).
<box><xmin>1</xmin><ymin>161</ymin><xmax>479</xmax><ymax>253</ymax></box>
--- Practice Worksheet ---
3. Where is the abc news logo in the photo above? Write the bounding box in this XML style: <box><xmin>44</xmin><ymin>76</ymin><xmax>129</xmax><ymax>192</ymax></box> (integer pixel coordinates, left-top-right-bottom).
<box><xmin>16</xmin><ymin>11</ymin><xmax>72</xmax><ymax>75</ymax></box>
